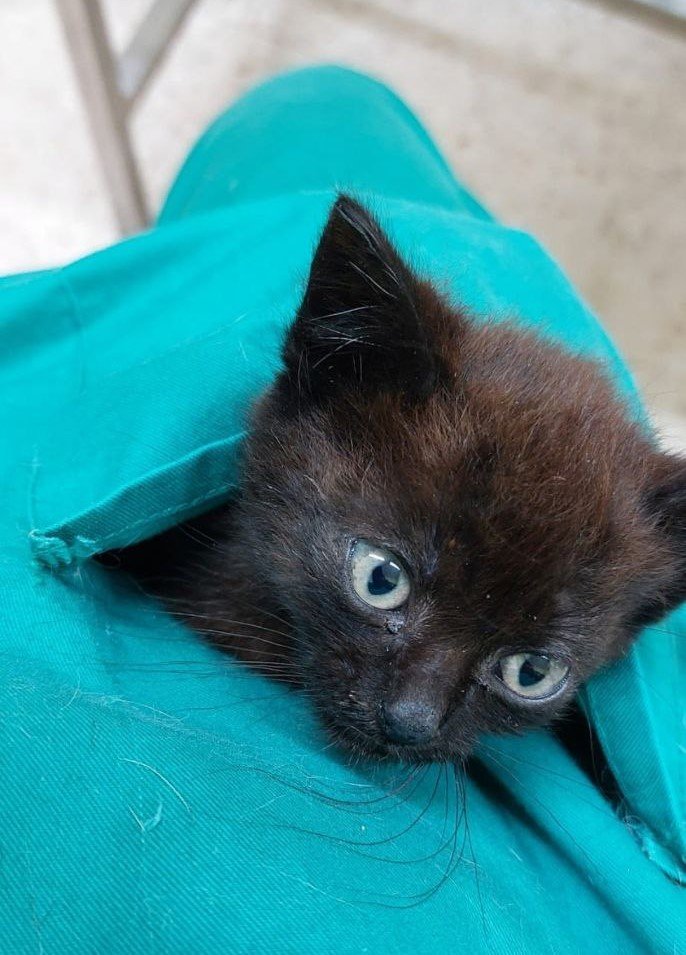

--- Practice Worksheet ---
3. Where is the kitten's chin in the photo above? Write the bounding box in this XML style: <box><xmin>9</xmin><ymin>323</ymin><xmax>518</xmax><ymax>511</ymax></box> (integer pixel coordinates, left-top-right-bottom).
<box><xmin>327</xmin><ymin>723</ymin><xmax>465</xmax><ymax>765</ymax></box>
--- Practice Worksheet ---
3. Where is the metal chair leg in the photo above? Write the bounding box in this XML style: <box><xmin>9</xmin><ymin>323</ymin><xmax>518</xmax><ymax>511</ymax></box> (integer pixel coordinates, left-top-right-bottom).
<box><xmin>55</xmin><ymin>0</ymin><xmax>149</xmax><ymax>234</ymax></box>
<box><xmin>55</xmin><ymin>0</ymin><xmax>199</xmax><ymax>235</ymax></box>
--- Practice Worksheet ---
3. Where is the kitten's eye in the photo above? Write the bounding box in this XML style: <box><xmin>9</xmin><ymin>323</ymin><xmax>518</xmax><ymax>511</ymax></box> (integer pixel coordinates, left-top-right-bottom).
<box><xmin>497</xmin><ymin>652</ymin><xmax>569</xmax><ymax>700</ymax></box>
<box><xmin>349</xmin><ymin>540</ymin><xmax>411</xmax><ymax>610</ymax></box>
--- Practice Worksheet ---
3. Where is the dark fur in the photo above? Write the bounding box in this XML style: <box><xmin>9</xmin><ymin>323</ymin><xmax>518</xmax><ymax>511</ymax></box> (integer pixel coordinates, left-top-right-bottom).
<box><xmin>121</xmin><ymin>196</ymin><xmax>686</xmax><ymax>763</ymax></box>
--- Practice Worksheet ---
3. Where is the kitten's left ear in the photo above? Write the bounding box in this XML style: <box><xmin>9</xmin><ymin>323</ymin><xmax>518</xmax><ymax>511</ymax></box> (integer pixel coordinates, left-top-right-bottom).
<box><xmin>640</xmin><ymin>452</ymin><xmax>686</xmax><ymax>622</ymax></box>
<box><xmin>281</xmin><ymin>194</ymin><xmax>445</xmax><ymax>404</ymax></box>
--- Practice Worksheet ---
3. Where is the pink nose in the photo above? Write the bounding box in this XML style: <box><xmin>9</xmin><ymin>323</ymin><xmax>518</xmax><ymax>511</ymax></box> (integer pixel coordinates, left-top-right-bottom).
<box><xmin>380</xmin><ymin>697</ymin><xmax>443</xmax><ymax>746</ymax></box>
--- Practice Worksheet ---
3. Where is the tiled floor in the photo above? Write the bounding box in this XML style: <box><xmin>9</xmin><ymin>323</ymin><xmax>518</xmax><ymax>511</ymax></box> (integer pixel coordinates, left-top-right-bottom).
<box><xmin>2</xmin><ymin>0</ymin><xmax>684</xmax><ymax>445</ymax></box>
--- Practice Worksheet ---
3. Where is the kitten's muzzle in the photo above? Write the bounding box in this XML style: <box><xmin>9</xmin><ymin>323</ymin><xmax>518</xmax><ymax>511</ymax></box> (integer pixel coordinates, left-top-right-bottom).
<box><xmin>379</xmin><ymin>697</ymin><xmax>444</xmax><ymax>746</ymax></box>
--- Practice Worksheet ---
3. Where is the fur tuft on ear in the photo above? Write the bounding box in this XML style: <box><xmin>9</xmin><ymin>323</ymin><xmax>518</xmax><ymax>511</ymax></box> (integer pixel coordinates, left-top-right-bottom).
<box><xmin>637</xmin><ymin>451</ymin><xmax>686</xmax><ymax>625</ymax></box>
<box><xmin>281</xmin><ymin>194</ymin><xmax>447</xmax><ymax>405</ymax></box>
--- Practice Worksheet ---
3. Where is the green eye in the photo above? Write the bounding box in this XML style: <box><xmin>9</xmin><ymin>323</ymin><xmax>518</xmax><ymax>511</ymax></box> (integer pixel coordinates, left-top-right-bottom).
<box><xmin>349</xmin><ymin>540</ymin><xmax>411</xmax><ymax>610</ymax></box>
<box><xmin>497</xmin><ymin>652</ymin><xmax>569</xmax><ymax>700</ymax></box>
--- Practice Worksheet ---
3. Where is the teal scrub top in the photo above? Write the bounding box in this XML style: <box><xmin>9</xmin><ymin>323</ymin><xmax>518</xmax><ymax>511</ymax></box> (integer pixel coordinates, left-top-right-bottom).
<box><xmin>1</xmin><ymin>66</ymin><xmax>684</xmax><ymax>953</ymax></box>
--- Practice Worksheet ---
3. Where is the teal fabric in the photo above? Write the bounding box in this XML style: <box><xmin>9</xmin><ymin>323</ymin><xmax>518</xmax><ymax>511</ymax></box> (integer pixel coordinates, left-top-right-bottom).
<box><xmin>1</xmin><ymin>66</ymin><xmax>684</xmax><ymax>953</ymax></box>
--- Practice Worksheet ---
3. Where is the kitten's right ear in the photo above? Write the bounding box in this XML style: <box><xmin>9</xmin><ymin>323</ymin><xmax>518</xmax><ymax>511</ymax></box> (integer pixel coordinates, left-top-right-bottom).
<box><xmin>638</xmin><ymin>452</ymin><xmax>686</xmax><ymax>624</ymax></box>
<box><xmin>280</xmin><ymin>195</ymin><xmax>444</xmax><ymax>406</ymax></box>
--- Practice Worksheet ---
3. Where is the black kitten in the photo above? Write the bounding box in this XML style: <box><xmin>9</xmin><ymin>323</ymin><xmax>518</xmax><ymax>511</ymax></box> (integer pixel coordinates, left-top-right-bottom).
<box><xmin>121</xmin><ymin>195</ymin><xmax>686</xmax><ymax>763</ymax></box>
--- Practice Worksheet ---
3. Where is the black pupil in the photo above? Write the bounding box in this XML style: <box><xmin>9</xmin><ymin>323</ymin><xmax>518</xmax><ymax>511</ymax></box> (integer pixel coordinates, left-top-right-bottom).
<box><xmin>368</xmin><ymin>560</ymin><xmax>400</xmax><ymax>596</ymax></box>
<box><xmin>519</xmin><ymin>655</ymin><xmax>550</xmax><ymax>687</ymax></box>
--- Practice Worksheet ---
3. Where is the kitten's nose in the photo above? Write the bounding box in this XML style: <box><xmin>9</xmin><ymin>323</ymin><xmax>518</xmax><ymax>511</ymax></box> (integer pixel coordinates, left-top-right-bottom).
<box><xmin>380</xmin><ymin>697</ymin><xmax>443</xmax><ymax>746</ymax></box>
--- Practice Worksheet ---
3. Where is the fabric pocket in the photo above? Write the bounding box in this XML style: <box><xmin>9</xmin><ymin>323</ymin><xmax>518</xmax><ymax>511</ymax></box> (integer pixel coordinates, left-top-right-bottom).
<box><xmin>28</xmin><ymin>322</ymin><xmax>284</xmax><ymax>567</ymax></box>
<box><xmin>25</xmin><ymin>194</ymin><xmax>329</xmax><ymax>566</ymax></box>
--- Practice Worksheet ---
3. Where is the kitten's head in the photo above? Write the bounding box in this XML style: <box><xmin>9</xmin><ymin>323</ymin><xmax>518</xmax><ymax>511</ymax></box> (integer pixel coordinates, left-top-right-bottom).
<box><xmin>239</xmin><ymin>195</ymin><xmax>686</xmax><ymax>762</ymax></box>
